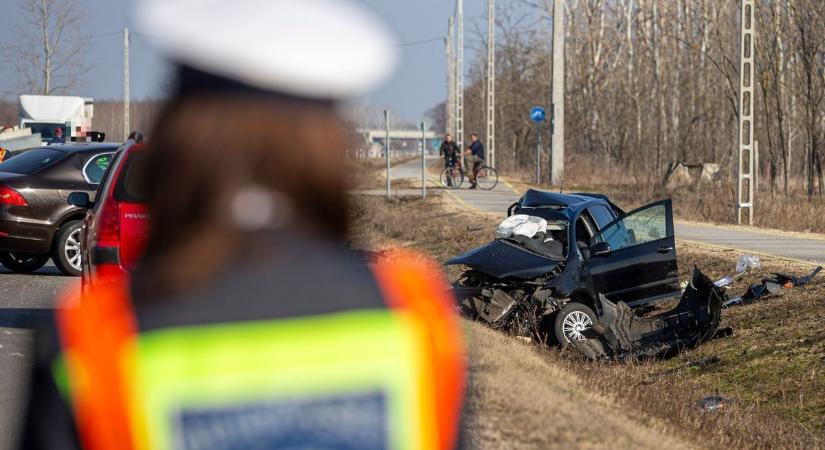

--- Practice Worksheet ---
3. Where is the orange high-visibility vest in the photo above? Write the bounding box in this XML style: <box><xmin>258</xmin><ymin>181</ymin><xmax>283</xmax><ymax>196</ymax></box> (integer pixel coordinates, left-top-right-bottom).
<box><xmin>55</xmin><ymin>250</ymin><xmax>465</xmax><ymax>450</ymax></box>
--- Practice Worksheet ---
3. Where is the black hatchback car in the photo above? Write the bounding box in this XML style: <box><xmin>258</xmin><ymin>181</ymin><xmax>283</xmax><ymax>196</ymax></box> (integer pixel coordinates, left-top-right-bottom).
<box><xmin>0</xmin><ymin>143</ymin><xmax>119</xmax><ymax>275</ymax></box>
<box><xmin>448</xmin><ymin>190</ymin><xmax>681</xmax><ymax>344</ymax></box>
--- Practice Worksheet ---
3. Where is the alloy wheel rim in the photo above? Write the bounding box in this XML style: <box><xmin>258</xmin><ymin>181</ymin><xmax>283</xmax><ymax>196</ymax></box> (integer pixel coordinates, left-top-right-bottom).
<box><xmin>562</xmin><ymin>311</ymin><xmax>593</xmax><ymax>342</ymax></box>
<box><xmin>65</xmin><ymin>229</ymin><xmax>82</xmax><ymax>271</ymax></box>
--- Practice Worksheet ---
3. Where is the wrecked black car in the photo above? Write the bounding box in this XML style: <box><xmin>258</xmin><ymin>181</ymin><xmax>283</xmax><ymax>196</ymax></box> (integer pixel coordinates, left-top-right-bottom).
<box><xmin>447</xmin><ymin>190</ymin><xmax>683</xmax><ymax>345</ymax></box>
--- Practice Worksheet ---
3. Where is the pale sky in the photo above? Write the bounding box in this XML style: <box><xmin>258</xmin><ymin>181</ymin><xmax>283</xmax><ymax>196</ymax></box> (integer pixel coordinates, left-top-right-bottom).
<box><xmin>0</xmin><ymin>0</ymin><xmax>493</xmax><ymax>122</ymax></box>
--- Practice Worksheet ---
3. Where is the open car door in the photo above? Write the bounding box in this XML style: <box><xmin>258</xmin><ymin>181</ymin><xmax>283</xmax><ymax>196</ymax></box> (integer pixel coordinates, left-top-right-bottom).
<box><xmin>586</xmin><ymin>199</ymin><xmax>680</xmax><ymax>306</ymax></box>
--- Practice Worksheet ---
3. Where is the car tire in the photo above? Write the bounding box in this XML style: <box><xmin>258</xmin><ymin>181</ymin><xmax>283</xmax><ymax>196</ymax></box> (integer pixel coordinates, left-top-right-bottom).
<box><xmin>0</xmin><ymin>252</ymin><xmax>49</xmax><ymax>273</ymax></box>
<box><xmin>52</xmin><ymin>221</ymin><xmax>83</xmax><ymax>277</ymax></box>
<box><xmin>554</xmin><ymin>302</ymin><xmax>597</xmax><ymax>345</ymax></box>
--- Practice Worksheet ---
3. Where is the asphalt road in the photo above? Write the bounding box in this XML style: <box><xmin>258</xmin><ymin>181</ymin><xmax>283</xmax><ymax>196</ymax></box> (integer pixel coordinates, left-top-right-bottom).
<box><xmin>0</xmin><ymin>262</ymin><xmax>74</xmax><ymax>450</ymax></box>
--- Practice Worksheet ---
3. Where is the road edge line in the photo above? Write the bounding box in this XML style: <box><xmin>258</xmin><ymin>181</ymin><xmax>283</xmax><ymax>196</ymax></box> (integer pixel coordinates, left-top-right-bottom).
<box><xmin>679</xmin><ymin>239</ymin><xmax>822</xmax><ymax>268</ymax></box>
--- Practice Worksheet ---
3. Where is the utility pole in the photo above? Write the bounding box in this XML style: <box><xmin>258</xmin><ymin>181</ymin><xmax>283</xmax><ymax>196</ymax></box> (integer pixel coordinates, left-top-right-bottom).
<box><xmin>456</xmin><ymin>0</ymin><xmax>464</xmax><ymax>149</ymax></box>
<box><xmin>737</xmin><ymin>0</ymin><xmax>755</xmax><ymax>225</ymax></box>
<box><xmin>486</xmin><ymin>0</ymin><xmax>496</xmax><ymax>168</ymax></box>
<box><xmin>551</xmin><ymin>0</ymin><xmax>565</xmax><ymax>186</ymax></box>
<box><xmin>446</xmin><ymin>18</ymin><xmax>455</xmax><ymax>137</ymax></box>
<box><xmin>123</xmin><ymin>27</ymin><xmax>130</xmax><ymax>141</ymax></box>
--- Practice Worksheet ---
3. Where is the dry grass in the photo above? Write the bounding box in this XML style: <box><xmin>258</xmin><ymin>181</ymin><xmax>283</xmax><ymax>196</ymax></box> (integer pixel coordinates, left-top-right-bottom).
<box><xmin>462</xmin><ymin>322</ymin><xmax>692</xmax><ymax>449</ymax></box>
<box><xmin>349</xmin><ymin>194</ymin><xmax>825</xmax><ymax>449</ymax></box>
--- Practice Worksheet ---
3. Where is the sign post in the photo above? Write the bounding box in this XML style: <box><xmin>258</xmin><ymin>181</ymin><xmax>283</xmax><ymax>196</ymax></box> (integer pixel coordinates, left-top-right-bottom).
<box><xmin>385</xmin><ymin>110</ymin><xmax>391</xmax><ymax>199</ymax></box>
<box><xmin>530</xmin><ymin>106</ymin><xmax>546</xmax><ymax>184</ymax></box>
<box><xmin>421</xmin><ymin>121</ymin><xmax>427</xmax><ymax>199</ymax></box>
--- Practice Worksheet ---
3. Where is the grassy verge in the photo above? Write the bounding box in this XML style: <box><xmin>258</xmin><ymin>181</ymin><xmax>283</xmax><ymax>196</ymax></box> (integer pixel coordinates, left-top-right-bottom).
<box><xmin>349</xmin><ymin>194</ymin><xmax>825</xmax><ymax>449</ymax></box>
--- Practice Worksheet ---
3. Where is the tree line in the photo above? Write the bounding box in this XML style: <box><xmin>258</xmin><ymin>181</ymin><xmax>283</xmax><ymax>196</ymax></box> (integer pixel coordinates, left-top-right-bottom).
<box><xmin>445</xmin><ymin>0</ymin><xmax>825</xmax><ymax>197</ymax></box>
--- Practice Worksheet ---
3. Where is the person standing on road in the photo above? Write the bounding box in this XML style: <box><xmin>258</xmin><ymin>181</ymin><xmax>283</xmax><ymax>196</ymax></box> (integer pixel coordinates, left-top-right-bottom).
<box><xmin>47</xmin><ymin>127</ymin><xmax>65</xmax><ymax>145</ymax></box>
<box><xmin>463</xmin><ymin>132</ymin><xmax>485</xmax><ymax>189</ymax></box>
<box><xmin>20</xmin><ymin>1</ymin><xmax>466</xmax><ymax>450</ymax></box>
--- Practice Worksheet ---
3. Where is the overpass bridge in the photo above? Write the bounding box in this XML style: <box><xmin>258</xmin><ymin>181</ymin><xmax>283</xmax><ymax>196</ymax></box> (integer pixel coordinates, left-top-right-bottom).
<box><xmin>351</xmin><ymin>128</ymin><xmax>442</xmax><ymax>159</ymax></box>
<box><xmin>360</xmin><ymin>129</ymin><xmax>440</xmax><ymax>142</ymax></box>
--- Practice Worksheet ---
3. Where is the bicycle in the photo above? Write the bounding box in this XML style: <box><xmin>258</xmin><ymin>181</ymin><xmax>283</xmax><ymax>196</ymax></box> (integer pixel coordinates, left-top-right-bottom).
<box><xmin>440</xmin><ymin>164</ymin><xmax>464</xmax><ymax>189</ymax></box>
<box><xmin>440</xmin><ymin>164</ymin><xmax>498</xmax><ymax>190</ymax></box>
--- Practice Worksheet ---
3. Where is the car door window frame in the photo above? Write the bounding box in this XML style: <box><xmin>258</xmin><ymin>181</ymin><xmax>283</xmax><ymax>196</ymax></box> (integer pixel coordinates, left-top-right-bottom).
<box><xmin>82</xmin><ymin>152</ymin><xmax>115</xmax><ymax>185</ymax></box>
<box><xmin>594</xmin><ymin>200</ymin><xmax>673</xmax><ymax>252</ymax></box>
<box><xmin>587</xmin><ymin>204</ymin><xmax>616</xmax><ymax>231</ymax></box>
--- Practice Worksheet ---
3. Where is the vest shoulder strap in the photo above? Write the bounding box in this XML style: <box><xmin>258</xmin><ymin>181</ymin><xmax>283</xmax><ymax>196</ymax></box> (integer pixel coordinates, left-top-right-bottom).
<box><xmin>56</xmin><ymin>281</ymin><xmax>138</xmax><ymax>450</ymax></box>
<box><xmin>371</xmin><ymin>249</ymin><xmax>466</xmax><ymax>450</ymax></box>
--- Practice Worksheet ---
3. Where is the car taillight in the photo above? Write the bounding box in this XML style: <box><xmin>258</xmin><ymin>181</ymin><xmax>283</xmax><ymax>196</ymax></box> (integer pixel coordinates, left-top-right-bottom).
<box><xmin>0</xmin><ymin>186</ymin><xmax>27</xmax><ymax>206</ymax></box>
<box><xmin>97</xmin><ymin>200</ymin><xmax>121</xmax><ymax>242</ymax></box>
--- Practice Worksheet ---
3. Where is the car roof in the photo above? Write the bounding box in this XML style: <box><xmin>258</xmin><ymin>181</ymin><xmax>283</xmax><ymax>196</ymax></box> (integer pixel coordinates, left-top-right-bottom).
<box><xmin>520</xmin><ymin>189</ymin><xmax>608</xmax><ymax>209</ymax></box>
<box><xmin>38</xmin><ymin>142</ymin><xmax>122</xmax><ymax>154</ymax></box>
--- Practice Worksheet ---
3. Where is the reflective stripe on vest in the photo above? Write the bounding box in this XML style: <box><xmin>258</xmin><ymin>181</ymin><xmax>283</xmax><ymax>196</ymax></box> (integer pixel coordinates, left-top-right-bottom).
<box><xmin>55</xmin><ymin>250</ymin><xmax>465</xmax><ymax>450</ymax></box>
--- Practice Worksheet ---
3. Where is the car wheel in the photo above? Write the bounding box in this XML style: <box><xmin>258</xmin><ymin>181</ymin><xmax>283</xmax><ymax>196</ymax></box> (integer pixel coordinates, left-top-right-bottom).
<box><xmin>52</xmin><ymin>221</ymin><xmax>83</xmax><ymax>277</ymax></box>
<box><xmin>554</xmin><ymin>302</ymin><xmax>597</xmax><ymax>345</ymax></box>
<box><xmin>0</xmin><ymin>252</ymin><xmax>49</xmax><ymax>273</ymax></box>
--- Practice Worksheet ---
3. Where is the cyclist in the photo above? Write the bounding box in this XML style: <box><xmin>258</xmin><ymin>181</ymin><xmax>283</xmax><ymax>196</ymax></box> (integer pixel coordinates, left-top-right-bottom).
<box><xmin>463</xmin><ymin>132</ymin><xmax>485</xmax><ymax>189</ymax></box>
<box><xmin>440</xmin><ymin>133</ymin><xmax>461</xmax><ymax>186</ymax></box>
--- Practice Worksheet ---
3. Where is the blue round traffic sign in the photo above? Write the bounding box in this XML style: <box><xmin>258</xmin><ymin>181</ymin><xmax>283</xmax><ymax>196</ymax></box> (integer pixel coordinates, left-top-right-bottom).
<box><xmin>530</xmin><ymin>106</ymin><xmax>546</xmax><ymax>123</ymax></box>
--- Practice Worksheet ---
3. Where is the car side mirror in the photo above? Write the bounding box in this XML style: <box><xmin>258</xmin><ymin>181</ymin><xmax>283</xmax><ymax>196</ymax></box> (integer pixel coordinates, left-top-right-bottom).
<box><xmin>591</xmin><ymin>241</ymin><xmax>612</xmax><ymax>258</ymax></box>
<box><xmin>68</xmin><ymin>192</ymin><xmax>92</xmax><ymax>208</ymax></box>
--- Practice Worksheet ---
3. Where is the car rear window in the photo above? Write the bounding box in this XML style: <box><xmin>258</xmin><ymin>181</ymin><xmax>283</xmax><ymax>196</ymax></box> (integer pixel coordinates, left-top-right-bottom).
<box><xmin>0</xmin><ymin>148</ymin><xmax>67</xmax><ymax>175</ymax></box>
<box><xmin>114</xmin><ymin>151</ymin><xmax>147</xmax><ymax>203</ymax></box>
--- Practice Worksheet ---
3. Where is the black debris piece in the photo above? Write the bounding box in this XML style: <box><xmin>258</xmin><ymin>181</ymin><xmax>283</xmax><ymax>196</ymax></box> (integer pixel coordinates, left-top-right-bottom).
<box><xmin>723</xmin><ymin>266</ymin><xmax>822</xmax><ymax>308</ymax></box>
<box><xmin>571</xmin><ymin>266</ymin><xmax>725</xmax><ymax>361</ymax></box>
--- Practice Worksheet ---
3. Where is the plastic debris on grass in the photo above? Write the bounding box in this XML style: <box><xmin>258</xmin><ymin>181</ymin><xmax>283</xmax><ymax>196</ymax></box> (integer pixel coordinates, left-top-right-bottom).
<box><xmin>697</xmin><ymin>395</ymin><xmax>735</xmax><ymax>412</ymax></box>
<box><xmin>723</xmin><ymin>266</ymin><xmax>823</xmax><ymax>308</ymax></box>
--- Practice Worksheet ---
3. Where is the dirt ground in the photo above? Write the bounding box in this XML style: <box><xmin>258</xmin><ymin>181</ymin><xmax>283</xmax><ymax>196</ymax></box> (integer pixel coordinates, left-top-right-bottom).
<box><xmin>349</xmin><ymin>194</ymin><xmax>825</xmax><ymax>450</ymax></box>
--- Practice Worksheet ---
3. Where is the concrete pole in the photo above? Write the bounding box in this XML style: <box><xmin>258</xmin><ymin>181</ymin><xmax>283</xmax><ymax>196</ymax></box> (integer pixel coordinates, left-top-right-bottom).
<box><xmin>456</xmin><ymin>0</ymin><xmax>464</xmax><ymax>149</ymax></box>
<box><xmin>421</xmin><ymin>121</ymin><xmax>427</xmax><ymax>199</ymax></box>
<box><xmin>737</xmin><ymin>0</ymin><xmax>755</xmax><ymax>225</ymax></box>
<box><xmin>446</xmin><ymin>18</ymin><xmax>455</xmax><ymax>137</ymax></box>
<box><xmin>123</xmin><ymin>27</ymin><xmax>130</xmax><ymax>141</ymax></box>
<box><xmin>385</xmin><ymin>110</ymin><xmax>391</xmax><ymax>199</ymax></box>
<box><xmin>551</xmin><ymin>0</ymin><xmax>565</xmax><ymax>186</ymax></box>
<box><xmin>486</xmin><ymin>0</ymin><xmax>496</xmax><ymax>168</ymax></box>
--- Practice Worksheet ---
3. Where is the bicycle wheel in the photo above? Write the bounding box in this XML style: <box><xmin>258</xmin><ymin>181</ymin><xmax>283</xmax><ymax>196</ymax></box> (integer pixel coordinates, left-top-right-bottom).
<box><xmin>440</xmin><ymin>167</ymin><xmax>464</xmax><ymax>189</ymax></box>
<box><xmin>475</xmin><ymin>166</ymin><xmax>498</xmax><ymax>190</ymax></box>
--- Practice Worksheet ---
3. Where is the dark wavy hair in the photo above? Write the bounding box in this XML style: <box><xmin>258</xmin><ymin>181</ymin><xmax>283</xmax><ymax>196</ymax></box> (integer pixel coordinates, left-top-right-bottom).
<box><xmin>135</xmin><ymin>93</ymin><xmax>351</xmax><ymax>297</ymax></box>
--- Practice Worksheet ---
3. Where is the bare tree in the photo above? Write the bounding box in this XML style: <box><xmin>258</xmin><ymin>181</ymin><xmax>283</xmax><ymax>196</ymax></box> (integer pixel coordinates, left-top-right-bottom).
<box><xmin>7</xmin><ymin>0</ymin><xmax>90</xmax><ymax>95</ymax></box>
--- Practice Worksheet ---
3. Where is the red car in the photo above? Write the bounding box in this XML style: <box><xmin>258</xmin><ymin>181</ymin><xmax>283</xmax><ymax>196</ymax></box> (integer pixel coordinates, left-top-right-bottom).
<box><xmin>69</xmin><ymin>143</ymin><xmax>148</xmax><ymax>289</ymax></box>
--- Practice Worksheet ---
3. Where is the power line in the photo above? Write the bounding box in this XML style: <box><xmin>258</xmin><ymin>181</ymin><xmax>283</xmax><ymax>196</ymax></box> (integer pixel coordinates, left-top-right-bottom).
<box><xmin>0</xmin><ymin>30</ymin><xmax>122</xmax><ymax>52</ymax></box>
<box><xmin>394</xmin><ymin>36</ymin><xmax>445</xmax><ymax>48</ymax></box>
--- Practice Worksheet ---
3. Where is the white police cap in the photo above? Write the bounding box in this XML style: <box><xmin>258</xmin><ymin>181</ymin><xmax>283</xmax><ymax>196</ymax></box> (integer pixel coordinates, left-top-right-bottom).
<box><xmin>135</xmin><ymin>0</ymin><xmax>398</xmax><ymax>100</ymax></box>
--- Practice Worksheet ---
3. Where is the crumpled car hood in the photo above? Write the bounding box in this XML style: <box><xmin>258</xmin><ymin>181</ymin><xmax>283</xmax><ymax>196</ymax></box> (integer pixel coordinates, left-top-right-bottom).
<box><xmin>445</xmin><ymin>239</ymin><xmax>560</xmax><ymax>280</ymax></box>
